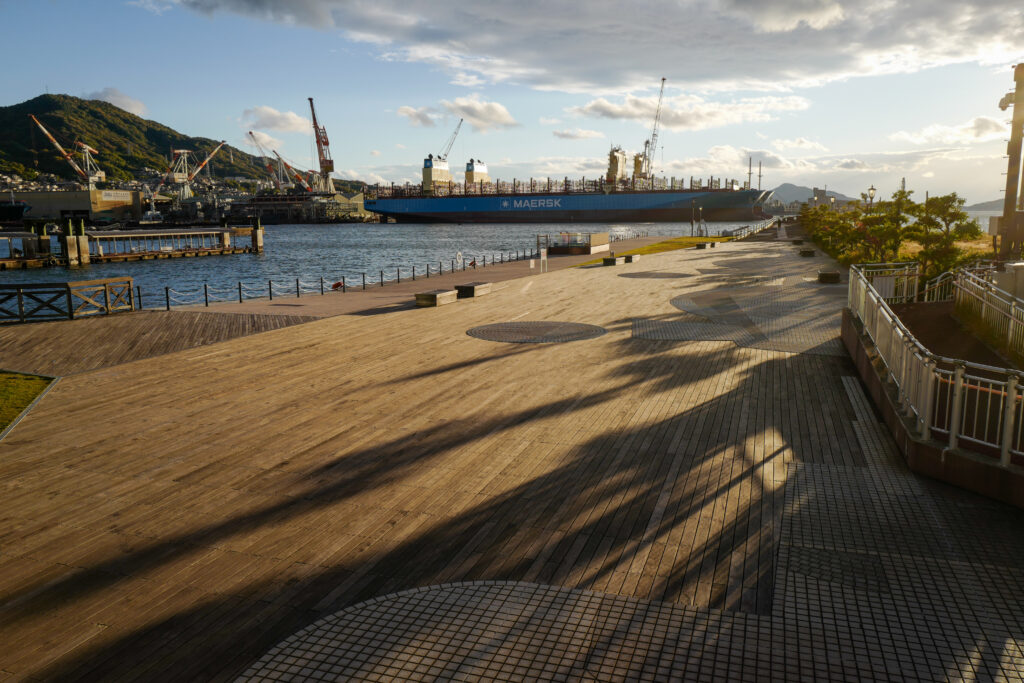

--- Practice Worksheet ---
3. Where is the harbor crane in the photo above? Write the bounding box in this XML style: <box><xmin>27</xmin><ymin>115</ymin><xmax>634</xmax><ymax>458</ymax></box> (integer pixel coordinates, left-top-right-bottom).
<box><xmin>156</xmin><ymin>141</ymin><xmax>227</xmax><ymax>200</ymax></box>
<box><xmin>308</xmin><ymin>97</ymin><xmax>335</xmax><ymax>193</ymax></box>
<box><xmin>635</xmin><ymin>77</ymin><xmax>666</xmax><ymax>180</ymax></box>
<box><xmin>247</xmin><ymin>131</ymin><xmax>287</xmax><ymax>190</ymax></box>
<box><xmin>438</xmin><ymin>118</ymin><xmax>463</xmax><ymax>161</ymax></box>
<box><xmin>273</xmin><ymin>150</ymin><xmax>314</xmax><ymax>193</ymax></box>
<box><xmin>29</xmin><ymin>114</ymin><xmax>106</xmax><ymax>188</ymax></box>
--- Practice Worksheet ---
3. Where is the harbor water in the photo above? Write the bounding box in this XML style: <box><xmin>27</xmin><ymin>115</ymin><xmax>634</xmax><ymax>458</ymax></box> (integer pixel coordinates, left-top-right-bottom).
<box><xmin>0</xmin><ymin>221</ymin><xmax>754</xmax><ymax>299</ymax></box>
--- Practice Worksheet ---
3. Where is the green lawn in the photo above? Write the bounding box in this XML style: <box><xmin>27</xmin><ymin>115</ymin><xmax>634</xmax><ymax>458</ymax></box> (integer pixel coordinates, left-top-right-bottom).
<box><xmin>0</xmin><ymin>372</ymin><xmax>52</xmax><ymax>432</ymax></box>
<box><xmin>577</xmin><ymin>235</ymin><xmax>731</xmax><ymax>266</ymax></box>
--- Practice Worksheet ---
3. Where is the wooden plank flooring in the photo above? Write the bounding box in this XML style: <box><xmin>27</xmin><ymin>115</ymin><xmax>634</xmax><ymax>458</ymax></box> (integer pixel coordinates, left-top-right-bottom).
<box><xmin>0</xmin><ymin>239</ymin><xmax>866</xmax><ymax>680</ymax></box>
<box><xmin>0</xmin><ymin>311</ymin><xmax>318</xmax><ymax>376</ymax></box>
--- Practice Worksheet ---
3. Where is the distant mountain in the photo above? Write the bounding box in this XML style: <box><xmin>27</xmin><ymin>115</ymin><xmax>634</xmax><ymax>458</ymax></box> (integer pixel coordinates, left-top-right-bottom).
<box><xmin>0</xmin><ymin>94</ymin><xmax>365</xmax><ymax>193</ymax></box>
<box><xmin>769</xmin><ymin>182</ymin><xmax>855</xmax><ymax>204</ymax></box>
<box><xmin>964</xmin><ymin>199</ymin><xmax>1003</xmax><ymax>211</ymax></box>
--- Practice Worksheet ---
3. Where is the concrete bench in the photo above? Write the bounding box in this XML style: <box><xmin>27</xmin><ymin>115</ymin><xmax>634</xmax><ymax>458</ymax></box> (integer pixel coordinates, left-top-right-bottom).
<box><xmin>603</xmin><ymin>256</ymin><xmax>625</xmax><ymax>266</ymax></box>
<box><xmin>817</xmin><ymin>269</ymin><xmax>841</xmax><ymax>284</ymax></box>
<box><xmin>415</xmin><ymin>289</ymin><xmax>458</xmax><ymax>307</ymax></box>
<box><xmin>455</xmin><ymin>282</ymin><xmax>492</xmax><ymax>298</ymax></box>
<box><xmin>792</xmin><ymin>238</ymin><xmax>804</xmax><ymax>245</ymax></box>
<box><xmin>798</xmin><ymin>248</ymin><xmax>815</xmax><ymax>257</ymax></box>
<box><xmin>624</xmin><ymin>254</ymin><xmax>640</xmax><ymax>263</ymax></box>
<box><xmin>695</xmin><ymin>243</ymin><xmax>708</xmax><ymax>250</ymax></box>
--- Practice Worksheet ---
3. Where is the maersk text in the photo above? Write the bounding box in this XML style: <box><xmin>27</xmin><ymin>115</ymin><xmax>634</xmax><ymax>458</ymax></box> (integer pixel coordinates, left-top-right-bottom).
<box><xmin>513</xmin><ymin>199</ymin><xmax>562</xmax><ymax>209</ymax></box>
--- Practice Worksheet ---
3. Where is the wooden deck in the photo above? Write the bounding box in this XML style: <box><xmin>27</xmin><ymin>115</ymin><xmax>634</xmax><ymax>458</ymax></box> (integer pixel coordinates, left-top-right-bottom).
<box><xmin>0</xmin><ymin>310</ymin><xmax>317</xmax><ymax>376</ymax></box>
<box><xmin>0</xmin><ymin>235</ymin><xmax>991</xmax><ymax>680</ymax></box>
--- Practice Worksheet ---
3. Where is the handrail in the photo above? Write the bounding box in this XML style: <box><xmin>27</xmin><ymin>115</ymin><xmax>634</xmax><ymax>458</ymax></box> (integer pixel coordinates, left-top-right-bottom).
<box><xmin>0</xmin><ymin>277</ymin><xmax>135</xmax><ymax>324</ymax></box>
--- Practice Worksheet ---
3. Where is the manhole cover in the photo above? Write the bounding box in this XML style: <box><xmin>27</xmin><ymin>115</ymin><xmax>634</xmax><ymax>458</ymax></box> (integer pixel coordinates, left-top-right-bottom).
<box><xmin>467</xmin><ymin>321</ymin><xmax>606</xmax><ymax>343</ymax></box>
<box><xmin>618</xmin><ymin>272</ymin><xmax>691</xmax><ymax>279</ymax></box>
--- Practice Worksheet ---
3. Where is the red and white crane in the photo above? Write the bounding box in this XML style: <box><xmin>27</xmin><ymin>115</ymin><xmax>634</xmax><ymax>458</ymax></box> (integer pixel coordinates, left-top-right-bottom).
<box><xmin>308</xmin><ymin>97</ymin><xmax>335</xmax><ymax>193</ymax></box>
<box><xmin>247</xmin><ymin>131</ymin><xmax>285</xmax><ymax>190</ymax></box>
<box><xmin>273</xmin><ymin>150</ymin><xmax>313</xmax><ymax>193</ymax></box>
<box><xmin>29</xmin><ymin>114</ymin><xmax>105</xmax><ymax>188</ymax></box>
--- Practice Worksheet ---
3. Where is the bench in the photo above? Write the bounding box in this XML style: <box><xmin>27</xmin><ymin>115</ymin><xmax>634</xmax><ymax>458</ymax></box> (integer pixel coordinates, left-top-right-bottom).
<box><xmin>817</xmin><ymin>270</ymin><xmax>841</xmax><ymax>284</ymax></box>
<box><xmin>455</xmin><ymin>282</ymin><xmax>492</xmax><ymax>298</ymax></box>
<box><xmin>798</xmin><ymin>248</ymin><xmax>815</xmax><ymax>257</ymax></box>
<box><xmin>695</xmin><ymin>243</ymin><xmax>707</xmax><ymax>250</ymax></box>
<box><xmin>792</xmin><ymin>238</ymin><xmax>804</xmax><ymax>245</ymax></box>
<box><xmin>603</xmin><ymin>256</ymin><xmax>625</xmax><ymax>265</ymax></box>
<box><xmin>624</xmin><ymin>254</ymin><xmax>640</xmax><ymax>263</ymax></box>
<box><xmin>415</xmin><ymin>289</ymin><xmax>458</xmax><ymax>307</ymax></box>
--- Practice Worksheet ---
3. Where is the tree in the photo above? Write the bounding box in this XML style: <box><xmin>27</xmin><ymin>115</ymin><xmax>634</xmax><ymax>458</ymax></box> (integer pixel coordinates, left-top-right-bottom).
<box><xmin>923</xmin><ymin>192</ymin><xmax>981</xmax><ymax>240</ymax></box>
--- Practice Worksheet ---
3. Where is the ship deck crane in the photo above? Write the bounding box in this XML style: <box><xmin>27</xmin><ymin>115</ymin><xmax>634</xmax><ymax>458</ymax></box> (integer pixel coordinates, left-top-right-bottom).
<box><xmin>438</xmin><ymin>118</ymin><xmax>463</xmax><ymax>161</ymax></box>
<box><xmin>641</xmin><ymin>77</ymin><xmax>666</xmax><ymax>179</ymax></box>
<box><xmin>29</xmin><ymin>114</ymin><xmax>105</xmax><ymax>188</ymax></box>
<box><xmin>308</xmin><ymin>97</ymin><xmax>335</xmax><ymax>193</ymax></box>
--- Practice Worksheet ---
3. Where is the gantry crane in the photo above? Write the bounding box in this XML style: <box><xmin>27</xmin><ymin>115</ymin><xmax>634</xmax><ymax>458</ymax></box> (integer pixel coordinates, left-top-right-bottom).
<box><xmin>29</xmin><ymin>114</ymin><xmax>106</xmax><ymax>188</ymax></box>
<box><xmin>155</xmin><ymin>141</ymin><xmax>226</xmax><ymax>200</ymax></box>
<box><xmin>308</xmin><ymin>97</ymin><xmax>335</xmax><ymax>193</ymax></box>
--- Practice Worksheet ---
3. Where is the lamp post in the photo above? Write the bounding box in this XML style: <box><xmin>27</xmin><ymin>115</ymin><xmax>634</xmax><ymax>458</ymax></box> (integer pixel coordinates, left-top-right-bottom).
<box><xmin>867</xmin><ymin>184</ymin><xmax>876</xmax><ymax>210</ymax></box>
<box><xmin>830</xmin><ymin>196</ymin><xmax>835</xmax><ymax>211</ymax></box>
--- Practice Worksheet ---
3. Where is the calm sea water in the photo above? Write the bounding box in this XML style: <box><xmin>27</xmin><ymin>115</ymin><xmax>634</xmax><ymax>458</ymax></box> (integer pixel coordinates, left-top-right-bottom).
<box><xmin>0</xmin><ymin>221</ymin><xmax>755</xmax><ymax>300</ymax></box>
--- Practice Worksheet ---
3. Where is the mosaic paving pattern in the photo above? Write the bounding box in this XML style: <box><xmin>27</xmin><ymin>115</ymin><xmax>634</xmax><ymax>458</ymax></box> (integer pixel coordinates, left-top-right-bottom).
<box><xmin>467</xmin><ymin>321</ymin><xmax>607</xmax><ymax>343</ymax></box>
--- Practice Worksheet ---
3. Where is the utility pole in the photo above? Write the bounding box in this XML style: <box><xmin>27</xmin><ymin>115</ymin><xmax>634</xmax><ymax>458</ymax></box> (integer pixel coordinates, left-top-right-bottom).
<box><xmin>757</xmin><ymin>161</ymin><xmax>762</xmax><ymax>191</ymax></box>
<box><xmin>747</xmin><ymin>157</ymin><xmax>752</xmax><ymax>189</ymax></box>
<box><xmin>999</xmin><ymin>64</ymin><xmax>1024</xmax><ymax>260</ymax></box>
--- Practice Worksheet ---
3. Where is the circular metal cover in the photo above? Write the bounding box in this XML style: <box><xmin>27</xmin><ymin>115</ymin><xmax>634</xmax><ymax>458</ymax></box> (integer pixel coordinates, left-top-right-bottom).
<box><xmin>467</xmin><ymin>321</ymin><xmax>607</xmax><ymax>343</ymax></box>
<box><xmin>617</xmin><ymin>272</ymin><xmax>691</xmax><ymax>279</ymax></box>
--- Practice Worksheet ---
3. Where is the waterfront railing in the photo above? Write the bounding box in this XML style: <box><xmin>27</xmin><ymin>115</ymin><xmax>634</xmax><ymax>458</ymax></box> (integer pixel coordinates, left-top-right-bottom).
<box><xmin>848</xmin><ymin>261</ymin><xmax>1024</xmax><ymax>467</ymax></box>
<box><xmin>0</xmin><ymin>277</ymin><xmax>135</xmax><ymax>324</ymax></box>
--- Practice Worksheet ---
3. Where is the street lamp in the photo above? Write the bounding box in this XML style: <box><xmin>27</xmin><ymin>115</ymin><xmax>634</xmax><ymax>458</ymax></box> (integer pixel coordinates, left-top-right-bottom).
<box><xmin>830</xmin><ymin>196</ymin><xmax>835</xmax><ymax>210</ymax></box>
<box><xmin>867</xmin><ymin>184</ymin><xmax>876</xmax><ymax>210</ymax></box>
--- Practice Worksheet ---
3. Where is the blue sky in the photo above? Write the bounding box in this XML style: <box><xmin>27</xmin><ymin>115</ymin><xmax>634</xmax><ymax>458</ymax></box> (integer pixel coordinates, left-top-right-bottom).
<box><xmin>4</xmin><ymin>0</ymin><xmax>1022</xmax><ymax>203</ymax></box>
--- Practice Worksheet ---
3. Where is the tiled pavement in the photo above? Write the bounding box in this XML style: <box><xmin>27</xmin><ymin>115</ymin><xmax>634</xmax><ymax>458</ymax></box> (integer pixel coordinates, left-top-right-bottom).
<box><xmin>241</xmin><ymin>234</ymin><xmax>1024</xmax><ymax>681</ymax></box>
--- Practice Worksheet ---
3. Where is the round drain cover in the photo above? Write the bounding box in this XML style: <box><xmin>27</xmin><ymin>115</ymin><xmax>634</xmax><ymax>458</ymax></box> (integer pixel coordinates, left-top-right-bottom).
<box><xmin>618</xmin><ymin>272</ymin><xmax>691</xmax><ymax>279</ymax></box>
<box><xmin>467</xmin><ymin>321</ymin><xmax>606</xmax><ymax>343</ymax></box>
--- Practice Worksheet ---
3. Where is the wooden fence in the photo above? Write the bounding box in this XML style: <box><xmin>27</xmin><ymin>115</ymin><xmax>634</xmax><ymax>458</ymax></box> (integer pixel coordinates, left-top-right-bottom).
<box><xmin>0</xmin><ymin>277</ymin><xmax>135</xmax><ymax>324</ymax></box>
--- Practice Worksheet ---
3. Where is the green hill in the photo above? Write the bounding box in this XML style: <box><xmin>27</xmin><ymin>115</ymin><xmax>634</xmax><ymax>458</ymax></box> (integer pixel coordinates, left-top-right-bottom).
<box><xmin>0</xmin><ymin>94</ymin><xmax>365</xmax><ymax>193</ymax></box>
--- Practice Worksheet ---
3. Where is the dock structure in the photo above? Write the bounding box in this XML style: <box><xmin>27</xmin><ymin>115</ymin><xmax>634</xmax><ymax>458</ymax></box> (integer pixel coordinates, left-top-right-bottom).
<box><xmin>0</xmin><ymin>219</ymin><xmax>264</xmax><ymax>268</ymax></box>
<box><xmin>1</xmin><ymin>223</ymin><xmax>1022</xmax><ymax>681</ymax></box>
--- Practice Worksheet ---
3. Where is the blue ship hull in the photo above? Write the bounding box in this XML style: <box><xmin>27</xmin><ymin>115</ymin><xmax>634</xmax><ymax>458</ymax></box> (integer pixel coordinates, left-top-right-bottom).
<box><xmin>365</xmin><ymin>189</ymin><xmax>771</xmax><ymax>224</ymax></box>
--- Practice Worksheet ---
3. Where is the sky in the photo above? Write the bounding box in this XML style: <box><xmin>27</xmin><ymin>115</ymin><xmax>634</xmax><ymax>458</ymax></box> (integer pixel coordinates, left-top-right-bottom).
<box><xmin>3</xmin><ymin>0</ymin><xmax>1023</xmax><ymax>203</ymax></box>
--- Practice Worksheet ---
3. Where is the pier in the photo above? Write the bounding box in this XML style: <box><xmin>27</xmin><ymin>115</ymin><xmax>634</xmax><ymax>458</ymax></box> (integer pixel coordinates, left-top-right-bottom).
<box><xmin>0</xmin><ymin>226</ymin><xmax>1021</xmax><ymax>680</ymax></box>
<box><xmin>0</xmin><ymin>219</ymin><xmax>264</xmax><ymax>268</ymax></box>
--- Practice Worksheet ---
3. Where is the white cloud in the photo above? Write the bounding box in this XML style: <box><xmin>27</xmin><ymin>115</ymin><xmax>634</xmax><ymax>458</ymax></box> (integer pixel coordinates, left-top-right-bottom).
<box><xmin>772</xmin><ymin>137</ymin><xmax>828</xmax><ymax>152</ymax></box>
<box><xmin>451</xmin><ymin>72</ymin><xmax>485</xmax><ymax>87</ymax></box>
<box><xmin>370</xmin><ymin>150</ymin><xmax>381</xmax><ymax>157</ymax></box>
<box><xmin>397</xmin><ymin>105</ymin><xmax>438</xmax><ymax>127</ymax></box>
<box><xmin>539</xmin><ymin>117</ymin><xmax>561</xmax><ymax>125</ymax></box>
<box><xmin>552</xmin><ymin>128</ymin><xmax>605</xmax><ymax>140</ymax></box>
<box><xmin>440</xmin><ymin>94</ymin><xmax>518</xmax><ymax>132</ymax></box>
<box><xmin>241</xmin><ymin>105</ymin><xmax>309</xmax><ymax>132</ymax></box>
<box><xmin>158</xmin><ymin>0</ymin><xmax>1024</xmax><ymax>93</ymax></box>
<box><xmin>244</xmin><ymin>130</ymin><xmax>283</xmax><ymax>151</ymax></box>
<box><xmin>85</xmin><ymin>87</ymin><xmax>146</xmax><ymax>116</ymax></box>
<box><xmin>571</xmin><ymin>94</ymin><xmax>810</xmax><ymax>131</ymax></box>
<box><xmin>890</xmin><ymin>116</ymin><xmax>1007</xmax><ymax>145</ymax></box>
<box><xmin>395</xmin><ymin>143</ymin><xmax>407</xmax><ymax>149</ymax></box>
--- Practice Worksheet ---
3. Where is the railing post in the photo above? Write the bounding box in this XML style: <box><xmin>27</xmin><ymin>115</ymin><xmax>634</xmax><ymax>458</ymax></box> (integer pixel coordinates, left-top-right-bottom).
<box><xmin>66</xmin><ymin>285</ymin><xmax>73</xmax><ymax>320</ymax></box>
<box><xmin>362</xmin><ymin>273</ymin><xmax>366</xmax><ymax>290</ymax></box>
<box><xmin>103</xmin><ymin>283</ymin><xmax>111</xmax><ymax>314</ymax></box>
<box><xmin>342</xmin><ymin>275</ymin><xmax>346</xmax><ymax>293</ymax></box>
<box><xmin>1008</xmin><ymin>302</ymin><xmax>1017</xmax><ymax>350</ymax></box>
<box><xmin>1002</xmin><ymin>375</ymin><xmax>1018</xmax><ymax>467</ymax></box>
<box><xmin>269</xmin><ymin>280</ymin><xmax>273</xmax><ymax>300</ymax></box>
<box><xmin>296</xmin><ymin>278</ymin><xmax>301</xmax><ymax>298</ymax></box>
<box><xmin>413</xmin><ymin>265</ymin><xmax>416</xmax><ymax>280</ymax></box>
<box><xmin>204</xmin><ymin>283</ymin><xmax>209</xmax><ymax>307</ymax></box>
<box><xmin>239</xmin><ymin>282</ymin><xmax>243</xmax><ymax>303</ymax></box>
<box><xmin>920</xmin><ymin>358</ymin><xmax>937</xmax><ymax>440</ymax></box>
<box><xmin>948</xmin><ymin>363</ymin><xmax>966</xmax><ymax>452</ymax></box>
<box><xmin>380</xmin><ymin>270</ymin><xmax>384</xmax><ymax>287</ymax></box>
<box><xmin>165</xmin><ymin>286</ymin><xmax>170</xmax><ymax>311</ymax></box>
<box><xmin>320</xmin><ymin>277</ymin><xmax>325</xmax><ymax>295</ymax></box>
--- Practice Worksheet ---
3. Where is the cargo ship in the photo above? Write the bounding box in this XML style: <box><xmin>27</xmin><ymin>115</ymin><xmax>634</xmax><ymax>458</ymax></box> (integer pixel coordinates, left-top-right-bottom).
<box><xmin>364</xmin><ymin>147</ymin><xmax>772</xmax><ymax>224</ymax></box>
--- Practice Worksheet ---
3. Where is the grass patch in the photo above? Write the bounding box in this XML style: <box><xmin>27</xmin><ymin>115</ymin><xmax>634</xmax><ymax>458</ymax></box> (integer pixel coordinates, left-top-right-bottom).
<box><xmin>0</xmin><ymin>372</ymin><xmax>52</xmax><ymax>432</ymax></box>
<box><xmin>577</xmin><ymin>236</ymin><xmax>731</xmax><ymax>266</ymax></box>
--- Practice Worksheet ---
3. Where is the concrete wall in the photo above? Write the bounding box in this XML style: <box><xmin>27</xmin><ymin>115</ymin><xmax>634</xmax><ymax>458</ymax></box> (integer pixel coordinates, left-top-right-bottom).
<box><xmin>15</xmin><ymin>190</ymin><xmax>141</xmax><ymax>222</ymax></box>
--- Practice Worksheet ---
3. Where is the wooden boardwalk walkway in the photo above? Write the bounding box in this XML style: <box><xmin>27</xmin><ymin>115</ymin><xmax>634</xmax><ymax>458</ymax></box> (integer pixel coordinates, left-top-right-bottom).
<box><xmin>0</xmin><ymin>311</ymin><xmax>317</xmax><ymax>376</ymax></box>
<box><xmin>1</xmin><ymin>233</ymin><xmax>1021</xmax><ymax>681</ymax></box>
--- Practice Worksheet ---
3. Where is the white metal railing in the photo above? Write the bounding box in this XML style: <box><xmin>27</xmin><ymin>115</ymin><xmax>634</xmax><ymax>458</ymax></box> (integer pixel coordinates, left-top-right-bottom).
<box><xmin>849</xmin><ymin>262</ymin><xmax>1021</xmax><ymax>467</ymax></box>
